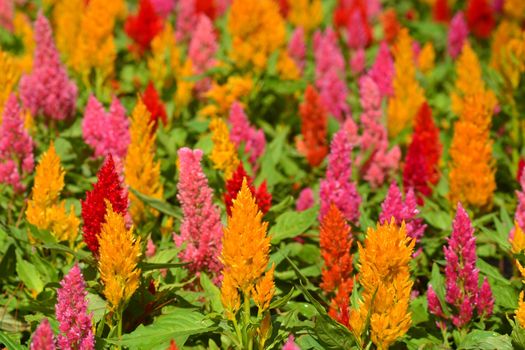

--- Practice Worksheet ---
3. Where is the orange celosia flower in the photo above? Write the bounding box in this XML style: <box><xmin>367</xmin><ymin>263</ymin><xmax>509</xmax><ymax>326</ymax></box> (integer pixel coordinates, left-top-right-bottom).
<box><xmin>13</xmin><ymin>12</ymin><xmax>34</xmax><ymax>74</ymax></box>
<box><xmin>319</xmin><ymin>204</ymin><xmax>354</xmax><ymax>326</ymax></box>
<box><xmin>511</xmin><ymin>223</ymin><xmax>525</xmax><ymax>254</ymax></box>
<box><xmin>349</xmin><ymin>220</ymin><xmax>414</xmax><ymax>349</ymax></box>
<box><xmin>418</xmin><ymin>42</ymin><xmax>435</xmax><ymax>74</ymax></box>
<box><xmin>288</xmin><ymin>0</ymin><xmax>323</xmax><ymax>34</ymax></box>
<box><xmin>228</xmin><ymin>0</ymin><xmax>286</xmax><ymax>70</ymax></box>
<box><xmin>220</xmin><ymin>178</ymin><xmax>274</xmax><ymax>316</ymax></box>
<box><xmin>209</xmin><ymin>117</ymin><xmax>240</xmax><ymax>179</ymax></box>
<box><xmin>148</xmin><ymin>23</ymin><xmax>180</xmax><ymax>91</ymax></box>
<box><xmin>298</xmin><ymin>85</ymin><xmax>328</xmax><ymax>167</ymax></box>
<box><xmin>124</xmin><ymin>98</ymin><xmax>164</xmax><ymax>223</ymax></box>
<box><xmin>26</xmin><ymin>142</ymin><xmax>79</xmax><ymax>244</ymax></box>
<box><xmin>504</xmin><ymin>0</ymin><xmax>525</xmax><ymax>22</ymax></box>
<box><xmin>516</xmin><ymin>260</ymin><xmax>525</xmax><ymax>327</ymax></box>
<box><xmin>201</xmin><ymin>75</ymin><xmax>253</xmax><ymax>118</ymax></box>
<box><xmin>448</xmin><ymin>93</ymin><xmax>495</xmax><ymax>209</ymax></box>
<box><xmin>387</xmin><ymin>28</ymin><xmax>425</xmax><ymax>137</ymax></box>
<box><xmin>53</xmin><ymin>0</ymin><xmax>86</xmax><ymax>65</ymax></box>
<box><xmin>174</xmin><ymin>58</ymin><xmax>194</xmax><ymax>111</ymax></box>
<box><xmin>98</xmin><ymin>202</ymin><xmax>141</xmax><ymax>312</ymax></box>
<box><xmin>277</xmin><ymin>51</ymin><xmax>300</xmax><ymax>80</ymax></box>
<box><xmin>0</xmin><ymin>50</ymin><xmax>20</xmax><ymax>123</ymax></box>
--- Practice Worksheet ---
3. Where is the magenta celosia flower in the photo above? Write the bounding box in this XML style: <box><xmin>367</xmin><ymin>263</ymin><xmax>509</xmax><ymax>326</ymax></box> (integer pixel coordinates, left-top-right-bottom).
<box><xmin>0</xmin><ymin>94</ymin><xmax>34</xmax><ymax>192</ymax></box>
<box><xmin>146</xmin><ymin>238</ymin><xmax>157</xmax><ymax>257</ymax></box>
<box><xmin>379</xmin><ymin>181</ymin><xmax>426</xmax><ymax>243</ymax></box>
<box><xmin>55</xmin><ymin>264</ymin><xmax>95</xmax><ymax>350</ymax></box>
<box><xmin>448</xmin><ymin>11</ymin><xmax>469</xmax><ymax>59</ymax></box>
<box><xmin>350</xmin><ymin>48</ymin><xmax>366</xmax><ymax>75</ymax></box>
<box><xmin>477</xmin><ymin>277</ymin><xmax>494</xmax><ymax>316</ymax></box>
<box><xmin>346</xmin><ymin>6</ymin><xmax>370</xmax><ymax>49</ymax></box>
<box><xmin>19</xmin><ymin>12</ymin><xmax>77</xmax><ymax>121</ymax></box>
<box><xmin>367</xmin><ymin>41</ymin><xmax>394</xmax><ymax>98</ymax></box>
<box><xmin>0</xmin><ymin>0</ymin><xmax>13</xmax><ymax>31</ymax></box>
<box><xmin>319</xmin><ymin>129</ymin><xmax>361</xmax><ymax>223</ymax></box>
<box><xmin>296</xmin><ymin>187</ymin><xmax>314</xmax><ymax>211</ymax></box>
<box><xmin>356</xmin><ymin>76</ymin><xmax>400</xmax><ymax>187</ymax></box>
<box><xmin>150</xmin><ymin>0</ymin><xmax>175</xmax><ymax>17</ymax></box>
<box><xmin>288</xmin><ymin>27</ymin><xmax>306</xmax><ymax>73</ymax></box>
<box><xmin>174</xmin><ymin>148</ymin><xmax>223</xmax><ymax>281</ymax></box>
<box><xmin>510</xmin><ymin>172</ymin><xmax>525</xmax><ymax>241</ymax></box>
<box><xmin>282</xmin><ymin>335</ymin><xmax>300</xmax><ymax>350</ymax></box>
<box><xmin>189</xmin><ymin>14</ymin><xmax>218</xmax><ymax>95</ymax></box>
<box><xmin>31</xmin><ymin>318</ymin><xmax>55</xmax><ymax>350</ymax></box>
<box><xmin>228</xmin><ymin>102</ymin><xmax>266</xmax><ymax>169</ymax></box>
<box><xmin>175</xmin><ymin>0</ymin><xmax>197</xmax><ymax>42</ymax></box>
<box><xmin>82</xmin><ymin>95</ymin><xmax>130</xmax><ymax>160</ymax></box>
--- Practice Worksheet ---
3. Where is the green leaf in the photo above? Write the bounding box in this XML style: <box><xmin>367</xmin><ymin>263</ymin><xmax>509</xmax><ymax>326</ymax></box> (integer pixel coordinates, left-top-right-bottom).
<box><xmin>140</xmin><ymin>262</ymin><xmax>188</xmax><ymax>271</ymax></box>
<box><xmin>200</xmin><ymin>273</ymin><xmax>223</xmax><ymax>313</ymax></box>
<box><xmin>269</xmin><ymin>287</ymin><xmax>295</xmax><ymax>310</ymax></box>
<box><xmin>129</xmin><ymin>188</ymin><xmax>180</xmax><ymax>219</ymax></box>
<box><xmin>458</xmin><ymin>330</ymin><xmax>512</xmax><ymax>350</ymax></box>
<box><xmin>16</xmin><ymin>255</ymin><xmax>44</xmax><ymax>296</ymax></box>
<box><xmin>0</xmin><ymin>244</ymin><xmax>16</xmax><ymax>280</ymax></box>
<box><xmin>270</xmin><ymin>206</ymin><xmax>318</xmax><ymax>244</ymax></box>
<box><xmin>0</xmin><ymin>331</ymin><xmax>25</xmax><ymax>350</ymax></box>
<box><xmin>511</xmin><ymin>318</ymin><xmax>525</xmax><ymax>350</ymax></box>
<box><xmin>477</xmin><ymin>258</ymin><xmax>511</xmax><ymax>286</ymax></box>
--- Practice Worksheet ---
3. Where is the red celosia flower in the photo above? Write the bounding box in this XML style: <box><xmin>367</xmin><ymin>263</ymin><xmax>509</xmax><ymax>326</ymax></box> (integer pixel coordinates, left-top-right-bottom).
<box><xmin>403</xmin><ymin>103</ymin><xmax>442</xmax><ymax>202</ymax></box>
<box><xmin>518</xmin><ymin>158</ymin><xmax>525</xmax><ymax>182</ymax></box>
<box><xmin>195</xmin><ymin>0</ymin><xmax>216</xmax><ymax>20</ymax></box>
<box><xmin>319</xmin><ymin>204</ymin><xmax>354</xmax><ymax>326</ymax></box>
<box><xmin>298</xmin><ymin>85</ymin><xmax>328</xmax><ymax>167</ymax></box>
<box><xmin>433</xmin><ymin>0</ymin><xmax>450</xmax><ymax>23</ymax></box>
<box><xmin>224</xmin><ymin>163</ymin><xmax>272</xmax><ymax>216</ymax></box>
<box><xmin>81</xmin><ymin>155</ymin><xmax>129</xmax><ymax>255</ymax></box>
<box><xmin>167</xmin><ymin>340</ymin><xmax>179</xmax><ymax>350</ymax></box>
<box><xmin>466</xmin><ymin>0</ymin><xmax>495</xmax><ymax>39</ymax></box>
<box><xmin>333</xmin><ymin>0</ymin><xmax>372</xmax><ymax>48</ymax></box>
<box><xmin>142</xmin><ymin>82</ymin><xmax>168</xmax><ymax>130</ymax></box>
<box><xmin>381</xmin><ymin>8</ymin><xmax>401</xmax><ymax>44</ymax></box>
<box><xmin>276</xmin><ymin>0</ymin><xmax>289</xmax><ymax>18</ymax></box>
<box><xmin>125</xmin><ymin>0</ymin><xmax>164</xmax><ymax>54</ymax></box>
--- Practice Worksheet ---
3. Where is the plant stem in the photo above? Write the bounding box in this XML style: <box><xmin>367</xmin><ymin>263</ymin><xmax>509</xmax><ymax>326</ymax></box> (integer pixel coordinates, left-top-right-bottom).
<box><xmin>243</xmin><ymin>292</ymin><xmax>253</xmax><ymax>350</ymax></box>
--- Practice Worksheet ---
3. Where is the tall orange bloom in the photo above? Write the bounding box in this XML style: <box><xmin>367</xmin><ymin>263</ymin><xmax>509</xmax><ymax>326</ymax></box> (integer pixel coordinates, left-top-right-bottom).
<box><xmin>298</xmin><ymin>85</ymin><xmax>328</xmax><ymax>167</ymax></box>
<box><xmin>209</xmin><ymin>117</ymin><xmax>240</xmax><ymax>179</ymax></box>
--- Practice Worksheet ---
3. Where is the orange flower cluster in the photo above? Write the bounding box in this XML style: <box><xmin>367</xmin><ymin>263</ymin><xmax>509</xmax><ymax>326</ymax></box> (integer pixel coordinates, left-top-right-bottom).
<box><xmin>298</xmin><ymin>85</ymin><xmax>328</xmax><ymax>167</ymax></box>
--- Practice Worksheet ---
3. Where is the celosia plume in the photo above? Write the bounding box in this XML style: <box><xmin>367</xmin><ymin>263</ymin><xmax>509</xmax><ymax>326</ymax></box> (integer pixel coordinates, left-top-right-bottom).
<box><xmin>380</xmin><ymin>8</ymin><xmax>401</xmax><ymax>44</ymax></box>
<box><xmin>298</xmin><ymin>85</ymin><xmax>328</xmax><ymax>167</ymax></box>
<box><xmin>150</xmin><ymin>0</ymin><xmax>175</xmax><ymax>17</ymax></box>
<box><xmin>287</xmin><ymin>0</ymin><xmax>322</xmax><ymax>34</ymax></box>
<box><xmin>432</xmin><ymin>0</ymin><xmax>450</xmax><ymax>23</ymax></box>
<box><xmin>82</xmin><ymin>155</ymin><xmax>129</xmax><ymax>255</ymax></box>
<box><xmin>125</xmin><ymin>0</ymin><xmax>164</xmax><ymax>55</ymax></box>
<box><xmin>98</xmin><ymin>202</ymin><xmax>141</xmax><ymax>312</ymax></box>
<box><xmin>224</xmin><ymin>163</ymin><xmax>272</xmax><ymax>216</ymax></box>
<box><xmin>19</xmin><ymin>12</ymin><xmax>77</xmax><ymax>121</ymax></box>
<box><xmin>516</xmin><ymin>261</ymin><xmax>525</xmax><ymax>328</ymax></box>
<box><xmin>288</xmin><ymin>27</ymin><xmax>306</xmax><ymax>73</ymax></box>
<box><xmin>31</xmin><ymin>319</ymin><xmax>55</xmax><ymax>350</ymax></box>
<box><xmin>319</xmin><ymin>129</ymin><xmax>361</xmax><ymax>224</ymax></box>
<box><xmin>148</xmin><ymin>23</ymin><xmax>180</xmax><ymax>91</ymax></box>
<box><xmin>53</xmin><ymin>0</ymin><xmax>86</xmax><ymax>66</ymax></box>
<box><xmin>296</xmin><ymin>187</ymin><xmax>314</xmax><ymax>211</ymax></box>
<box><xmin>0</xmin><ymin>50</ymin><xmax>20</xmax><ymax>122</ymax></box>
<box><xmin>202</xmin><ymin>75</ymin><xmax>253</xmax><ymax>117</ymax></box>
<box><xmin>209</xmin><ymin>117</ymin><xmax>240</xmax><ymax>179</ymax></box>
<box><xmin>0</xmin><ymin>94</ymin><xmax>34</xmax><ymax>192</ymax></box>
<box><xmin>282</xmin><ymin>335</ymin><xmax>300</xmax><ymax>350</ymax></box>
<box><xmin>82</xmin><ymin>95</ymin><xmax>130</xmax><ymax>160</ymax></box>
<box><xmin>174</xmin><ymin>147</ymin><xmax>223</xmax><ymax>279</ymax></box>
<box><xmin>349</xmin><ymin>220</ymin><xmax>414</xmax><ymax>349</ymax></box>
<box><xmin>188</xmin><ymin>14</ymin><xmax>218</xmax><ymax>94</ymax></box>
<box><xmin>448</xmin><ymin>12</ymin><xmax>469</xmax><ymax>59</ymax></box>
<box><xmin>142</xmin><ymin>82</ymin><xmax>168</xmax><ymax>130</ymax></box>
<box><xmin>466</xmin><ymin>0</ymin><xmax>495</xmax><ymax>39</ymax></box>
<box><xmin>124</xmin><ymin>98</ymin><xmax>164</xmax><ymax>223</ymax></box>
<box><xmin>56</xmin><ymin>264</ymin><xmax>95</xmax><ymax>350</ymax></box>
<box><xmin>368</xmin><ymin>41</ymin><xmax>394</xmax><ymax>98</ymax></box>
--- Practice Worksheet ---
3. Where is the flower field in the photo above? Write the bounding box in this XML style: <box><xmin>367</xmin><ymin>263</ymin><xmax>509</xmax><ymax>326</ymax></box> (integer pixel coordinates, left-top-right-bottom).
<box><xmin>2</xmin><ymin>0</ymin><xmax>525</xmax><ymax>349</ymax></box>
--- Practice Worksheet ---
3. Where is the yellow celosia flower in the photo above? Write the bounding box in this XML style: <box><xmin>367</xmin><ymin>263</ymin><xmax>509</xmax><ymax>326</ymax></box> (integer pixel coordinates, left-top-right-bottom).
<box><xmin>228</xmin><ymin>0</ymin><xmax>286</xmax><ymax>70</ymax></box>
<box><xmin>201</xmin><ymin>75</ymin><xmax>253</xmax><ymax>118</ymax></box>
<box><xmin>209</xmin><ymin>117</ymin><xmax>240</xmax><ymax>179</ymax></box>
<box><xmin>448</xmin><ymin>94</ymin><xmax>495</xmax><ymax>209</ymax></box>
<box><xmin>0</xmin><ymin>50</ymin><xmax>21</xmax><ymax>123</ymax></box>
<box><xmin>277</xmin><ymin>51</ymin><xmax>300</xmax><ymax>80</ymax></box>
<box><xmin>174</xmin><ymin>59</ymin><xmax>195</xmax><ymax>111</ymax></box>
<box><xmin>13</xmin><ymin>12</ymin><xmax>34</xmax><ymax>74</ymax></box>
<box><xmin>504</xmin><ymin>0</ymin><xmax>525</xmax><ymax>22</ymax></box>
<box><xmin>511</xmin><ymin>223</ymin><xmax>525</xmax><ymax>254</ymax></box>
<box><xmin>53</xmin><ymin>0</ymin><xmax>86</xmax><ymax>65</ymax></box>
<box><xmin>516</xmin><ymin>260</ymin><xmax>525</xmax><ymax>327</ymax></box>
<box><xmin>220</xmin><ymin>179</ymin><xmax>274</xmax><ymax>317</ymax></box>
<box><xmin>490</xmin><ymin>21</ymin><xmax>521</xmax><ymax>74</ymax></box>
<box><xmin>349</xmin><ymin>220</ymin><xmax>414</xmax><ymax>349</ymax></box>
<box><xmin>418</xmin><ymin>42</ymin><xmax>435</xmax><ymax>74</ymax></box>
<box><xmin>451</xmin><ymin>42</ymin><xmax>497</xmax><ymax>117</ymax></box>
<box><xmin>387</xmin><ymin>28</ymin><xmax>425</xmax><ymax>137</ymax></box>
<box><xmin>124</xmin><ymin>98</ymin><xmax>164</xmax><ymax>224</ymax></box>
<box><xmin>98</xmin><ymin>202</ymin><xmax>141</xmax><ymax>312</ymax></box>
<box><xmin>288</xmin><ymin>0</ymin><xmax>323</xmax><ymax>34</ymax></box>
<box><xmin>148</xmin><ymin>23</ymin><xmax>180</xmax><ymax>91</ymax></box>
<box><xmin>26</xmin><ymin>142</ymin><xmax>79</xmax><ymax>243</ymax></box>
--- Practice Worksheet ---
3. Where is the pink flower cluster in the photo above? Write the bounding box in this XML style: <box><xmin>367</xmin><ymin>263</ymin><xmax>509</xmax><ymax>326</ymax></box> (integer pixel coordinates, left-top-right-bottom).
<box><xmin>379</xmin><ymin>182</ymin><xmax>426</xmax><ymax>243</ymax></box>
<box><xmin>82</xmin><ymin>95</ymin><xmax>130</xmax><ymax>160</ymax></box>
<box><xmin>296</xmin><ymin>187</ymin><xmax>314</xmax><ymax>212</ymax></box>
<box><xmin>0</xmin><ymin>94</ymin><xmax>34</xmax><ymax>192</ymax></box>
<box><xmin>319</xmin><ymin>129</ymin><xmax>361</xmax><ymax>223</ymax></box>
<box><xmin>367</xmin><ymin>41</ymin><xmax>394</xmax><ymax>98</ymax></box>
<box><xmin>189</xmin><ymin>14</ymin><xmax>218</xmax><ymax>94</ymax></box>
<box><xmin>174</xmin><ymin>148</ymin><xmax>223</xmax><ymax>281</ymax></box>
<box><xmin>427</xmin><ymin>203</ymin><xmax>494</xmax><ymax>329</ymax></box>
<box><xmin>31</xmin><ymin>318</ymin><xmax>55</xmax><ymax>350</ymax></box>
<box><xmin>288</xmin><ymin>27</ymin><xmax>306</xmax><ymax>73</ymax></box>
<box><xmin>0</xmin><ymin>0</ymin><xmax>13</xmax><ymax>31</ymax></box>
<box><xmin>356</xmin><ymin>76</ymin><xmax>400</xmax><ymax>187</ymax></box>
<box><xmin>448</xmin><ymin>11</ymin><xmax>469</xmax><ymax>59</ymax></box>
<box><xmin>313</xmin><ymin>28</ymin><xmax>350</xmax><ymax>122</ymax></box>
<box><xmin>55</xmin><ymin>264</ymin><xmax>95</xmax><ymax>350</ymax></box>
<box><xmin>150</xmin><ymin>0</ymin><xmax>175</xmax><ymax>17</ymax></box>
<box><xmin>19</xmin><ymin>13</ymin><xmax>77</xmax><ymax>121</ymax></box>
<box><xmin>510</xmin><ymin>172</ymin><xmax>525</xmax><ymax>240</ymax></box>
<box><xmin>228</xmin><ymin>102</ymin><xmax>266</xmax><ymax>169</ymax></box>
<box><xmin>282</xmin><ymin>335</ymin><xmax>300</xmax><ymax>350</ymax></box>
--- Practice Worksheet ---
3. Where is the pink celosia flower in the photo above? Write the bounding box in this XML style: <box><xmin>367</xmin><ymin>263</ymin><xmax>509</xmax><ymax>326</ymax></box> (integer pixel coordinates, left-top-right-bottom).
<box><xmin>31</xmin><ymin>318</ymin><xmax>55</xmax><ymax>350</ymax></box>
<box><xmin>82</xmin><ymin>95</ymin><xmax>130</xmax><ymax>160</ymax></box>
<box><xmin>0</xmin><ymin>0</ymin><xmax>13</xmax><ymax>31</ymax></box>
<box><xmin>188</xmin><ymin>14</ymin><xmax>218</xmax><ymax>95</ymax></box>
<box><xmin>150</xmin><ymin>0</ymin><xmax>176</xmax><ymax>17</ymax></box>
<box><xmin>288</xmin><ymin>27</ymin><xmax>306</xmax><ymax>73</ymax></box>
<box><xmin>350</xmin><ymin>48</ymin><xmax>366</xmax><ymax>75</ymax></box>
<box><xmin>55</xmin><ymin>264</ymin><xmax>95</xmax><ymax>350</ymax></box>
<box><xmin>228</xmin><ymin>102</ymin><xmax>266</xmax><ymax>169</ymax></box>
<box><xmin>448</xmin><ymin>12</ymin><xmax>469</xmax><ymax>59</ymax></box>
<box><xmin>282</xmin><ymin>335</ymin><xmax>300</xmax><ymax>350</ymax></box>
<box><xmin>296</xmin><ymin>187</ymin><xmax>314</xmax><ymax>211</ymax></box>
<box><xmin>19</xmin><ymin>12</ymin><xmax>77</xmax><ymax>121</ymax></box>
<box><xmin>0</xmin><ymin>94</ymin><xmax>34</xmax><ymax>192</ymax></box>
<box><xmin>174</xmin><ymin>148</ymin><xmax>223</xmax><ymax>281</ymax></box>
<box><xmin>379</xmin><ymin>181</ymin><xmax>426</xmax><ymax>243</ymax></box>
<box><xmin>356</xmin><ymin>76</ymin><xmax>400</xmax><ymax>187</ymax></box>
<box><xmin>175</xmin><ymin>0</ymin><xmax>197</xmax><ymax>42</ymax></box>
<box><xmin>510</xmin><ymin>172</ymin><xmax>525</xmax><ymax>241</ymax></box>
<box><xmin>367</xmin><ymin>41</ymin><xmax>394</xmax><ymax>98</ymax></box>
<box><xmin>346</xmin><ymin>5</ymin><xmax>371</xmax><ymax>49</ymax></box>
<box><xmin>319</xmin><ymin>129</ymin><xmax>361</xmax><ymax>223</ymax></box>
<box><xmin>146</xmin><ymin>238</ymin><xmax>157</xmax><ymax>257</ymax></box>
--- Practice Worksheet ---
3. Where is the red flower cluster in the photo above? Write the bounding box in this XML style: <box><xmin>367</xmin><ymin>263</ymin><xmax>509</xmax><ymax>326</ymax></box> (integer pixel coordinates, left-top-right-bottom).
<box><xmin>403</xmin><ymin>103</ymin><xmax>442</xmax><ymax>202</ymax></box>
<box><xmin>320</xmin><ymin>204</ymin><xmax>354</xmax><ymax>327</ymax></box>
<box><xmin>518</xmin><ymin>158</ymin><xmax>525</xmax><ymax>182</ymax></box>
<box><xmin>81</xmin><ymin>155</ymin><xmax>129</xmax><ymax>255</ymax></box>
<box><xmin>466</xmin><ymin>0</ymin><xmax>495</xmax><ymax>39</ymax></box>
<box><xmin>142</xmin><ymin>82</ymin><xmax>167</xmax><ymax>130</ymax></box>
<box><xmin>195</xmin><ymin>0</ymin><xmax>217</xmax><ymax>20</ymax></box>
<box><xmin>333</xmin><ymin>0</ymin><xmax>372</xmax><ymax>48</ymax></box>
<box><xmin>125</xmin><ymin>0</ymin><xmax>164</xmax><ymax>55</ymax></box>
<box><xmin>299</xmin><ymin>85</ymin><xmax>328</xmax><ymax>167</ymax></box>
<box><xmin>380</xmin><ymin>8</ymin><xmax>401</xmax><ymax>44</ymax></box>
<box><xmin>275</xmin><ymin>0</ymin><xmax>289</xmax><ymax>18</ymax></box>
<box><xmin>224</xmin><ymin>163</ymin><xmax>272</xmax><ymax>216</ymax></box>
<box><xmin>432</xmin><ymin>0</ymin><xmax>450</xmax><ymax>23</ymax></box>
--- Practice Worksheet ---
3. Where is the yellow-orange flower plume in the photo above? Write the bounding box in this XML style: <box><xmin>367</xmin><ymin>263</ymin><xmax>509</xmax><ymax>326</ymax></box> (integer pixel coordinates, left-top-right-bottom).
<box><xmin>209</xmin><ymin>117</ymin><xmax>240</xmax><ymax>179</ymax></box>
<box><xmin>201</xmin><ymin>75</ymin><xmax>253</xmax><ymax>118</ymax></box>
<box><xmin>288</xmin><ymin>0</ymin><xmax>323</xmax><ymax>34</ymax></box>
<box><xmin>0</xmin><ymin>50</ymin><xmax>21</xmax><ymax>123</ymax></box>
<box><xmin>148</xmin><ymin>23</ymin><xmax>180</xmax><ymax>91</ymax></box>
